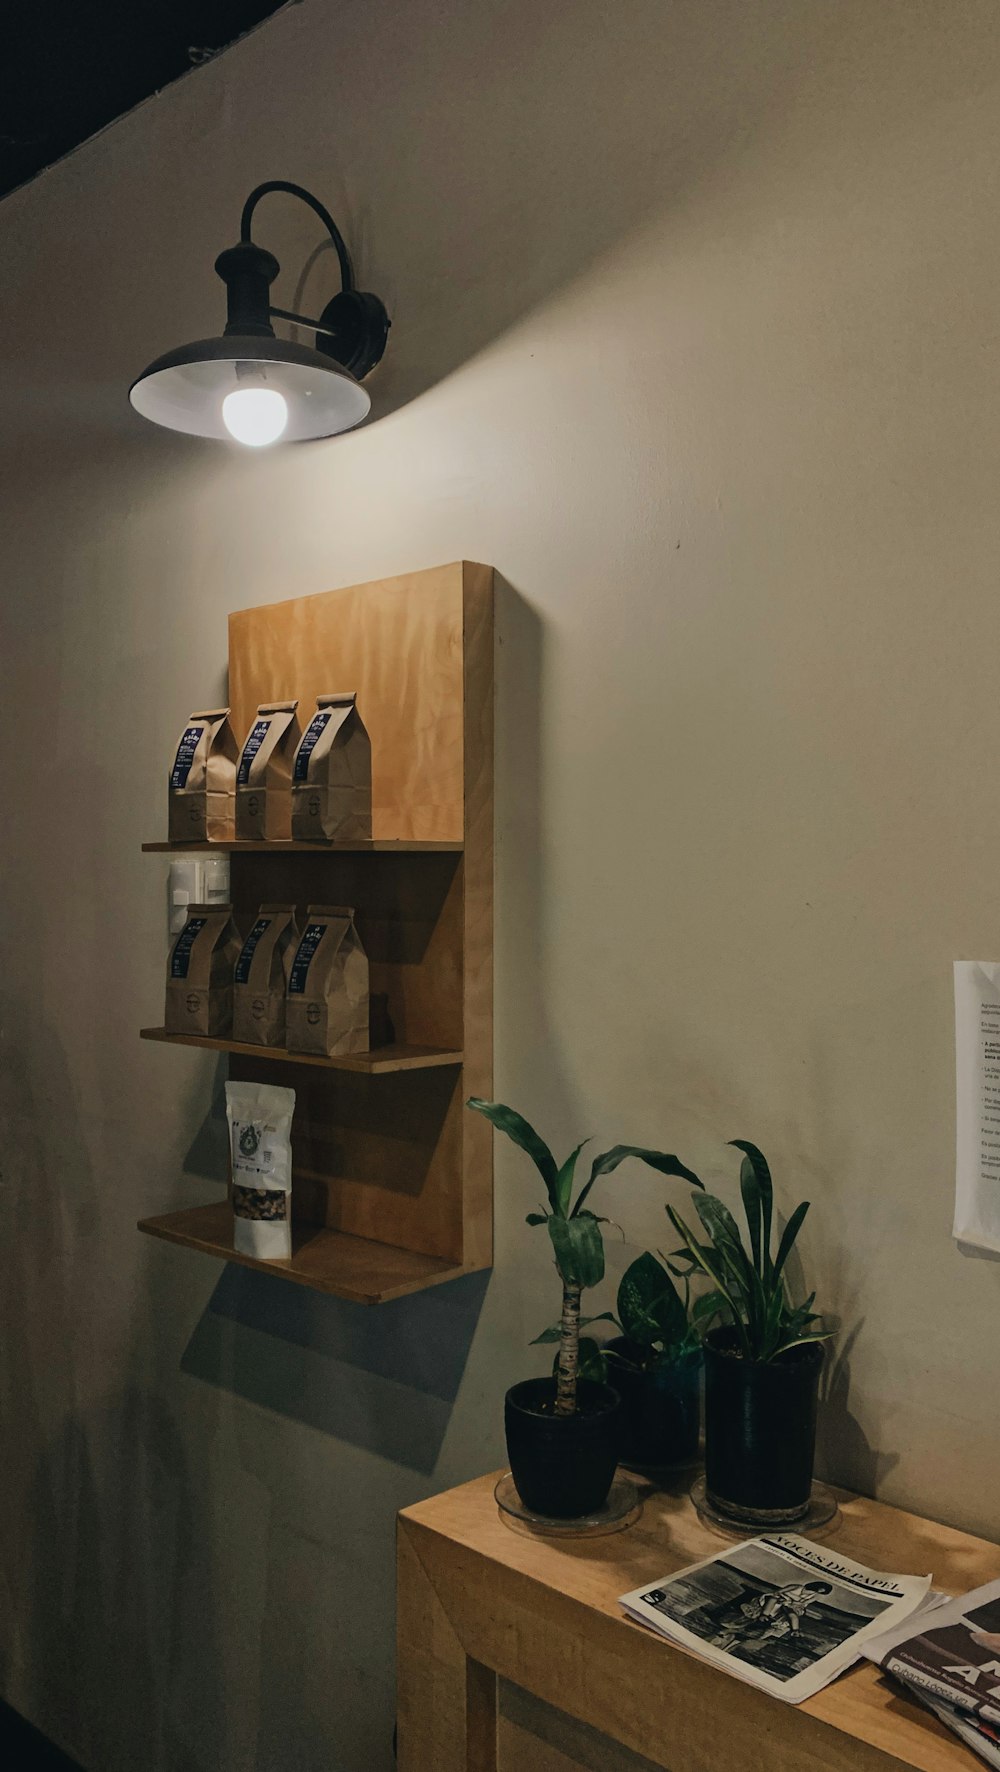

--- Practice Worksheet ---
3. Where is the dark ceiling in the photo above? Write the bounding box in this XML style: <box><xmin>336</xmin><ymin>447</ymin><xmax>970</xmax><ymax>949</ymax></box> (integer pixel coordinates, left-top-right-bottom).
<box><xmin>1</xmin><ymin>1</ymin><xmax>289</xmax><ymax>200</ymax></box>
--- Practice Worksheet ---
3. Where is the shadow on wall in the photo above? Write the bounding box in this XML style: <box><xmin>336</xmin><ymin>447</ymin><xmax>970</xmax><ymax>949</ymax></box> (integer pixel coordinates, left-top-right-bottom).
<box><xmin>181</xmin><ymin>1265</ymin><xmax>490</xmax><ymax>1472</ymax></box>
<box><xmin>0</xmin><ymin>1011</ymin><xmax>227</xmax><ymax>1772</ymax></box>
<box><xmin>21</xmin><ymin>1393</ymin><xmax>217</xmax><ymax>1772</ymax></box>
<box><xmin>817</xmin><ymin>1320</ymin><xmax>900</xmax><ymax>1498</ymax></box>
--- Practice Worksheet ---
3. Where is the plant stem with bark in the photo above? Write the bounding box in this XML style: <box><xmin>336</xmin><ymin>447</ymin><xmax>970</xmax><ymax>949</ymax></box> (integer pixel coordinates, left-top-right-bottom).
<box><xmin>555</xmin><ymin>1280</ymin><xmax>581</xmax><ymax>1416</ymax></box>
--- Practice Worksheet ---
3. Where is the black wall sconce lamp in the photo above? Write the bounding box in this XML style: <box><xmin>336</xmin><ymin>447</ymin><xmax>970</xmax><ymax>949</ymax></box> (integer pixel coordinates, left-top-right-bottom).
<box><xmin>129</xmin><ymin>180</ymin><xmax>389</xmax><ymax>446</ymax></box>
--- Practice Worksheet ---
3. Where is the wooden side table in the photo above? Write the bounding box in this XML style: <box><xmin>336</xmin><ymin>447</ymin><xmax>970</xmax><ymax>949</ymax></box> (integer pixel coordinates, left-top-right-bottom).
<box><xmin>397</xmin><ymin>1472</ymin><xmax>1000</xmax><ymax>1772</ymax></box>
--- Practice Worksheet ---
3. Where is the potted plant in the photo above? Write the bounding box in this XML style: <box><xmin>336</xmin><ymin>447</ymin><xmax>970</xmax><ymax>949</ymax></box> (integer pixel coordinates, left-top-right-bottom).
<box><xmin>667</xmin><ymin>1139</ymin><xmax>830</xmax><ymax>1526</ymax></box>
<box><xmin>601</xmin><ymin>1252</ymin><xmax>715</xmax><ymax>1469</ymax></box>
<box><xmin>468</xmin><ymin>1097</ymin><xmax>701</xmax><ymax>1518</ymax></box>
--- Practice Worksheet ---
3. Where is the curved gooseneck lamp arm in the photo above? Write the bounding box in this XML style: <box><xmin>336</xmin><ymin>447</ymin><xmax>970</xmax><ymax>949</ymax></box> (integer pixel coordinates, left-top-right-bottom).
<box><xmin>216</xmin><ymin>180</ymin><xmax>389</xmax><ymax>379</ymax></box>
<box><xmin>240</xmin><ymin>179</ymin><xmax>355</xmax><ymax>296</ymax></box>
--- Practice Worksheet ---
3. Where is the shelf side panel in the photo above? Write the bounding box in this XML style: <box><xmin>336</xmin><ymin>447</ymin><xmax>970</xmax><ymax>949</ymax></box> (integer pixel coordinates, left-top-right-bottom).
<box><xmin>460</xmin><ymin>563</ymin><xmax>494</xmax><ymax>1268</ymax></box>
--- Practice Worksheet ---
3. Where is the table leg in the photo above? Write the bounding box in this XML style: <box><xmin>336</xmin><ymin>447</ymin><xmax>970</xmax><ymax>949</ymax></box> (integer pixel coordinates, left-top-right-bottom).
<box><xmin>466</xmin><ymin>1658</ymin><xmax>498</xmax><ymax>1771</ymax></box>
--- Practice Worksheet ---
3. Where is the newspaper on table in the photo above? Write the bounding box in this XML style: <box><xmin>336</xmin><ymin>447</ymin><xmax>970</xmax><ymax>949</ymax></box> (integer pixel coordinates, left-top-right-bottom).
<box><xmin>864</xmin><ymin>1580</ymin><xmax>1000</xmax><ymax>1768</ymax></box>
<box><xmin>620</xmin><ymin>1532</ymin><xmax>931</xmax><ymax>1704</ymax></box>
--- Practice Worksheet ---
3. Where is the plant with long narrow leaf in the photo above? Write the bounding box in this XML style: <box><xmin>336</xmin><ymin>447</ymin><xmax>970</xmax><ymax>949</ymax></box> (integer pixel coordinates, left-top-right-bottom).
<box><xmin>665</xmin><ymin>1140</ymin><xmax>829</xmax><ymax>1363</ymax></box>
<box><xmin>467</xmin><ymin>1097</ymin><xmax>702</xmax><ymax>1415</ymax></box>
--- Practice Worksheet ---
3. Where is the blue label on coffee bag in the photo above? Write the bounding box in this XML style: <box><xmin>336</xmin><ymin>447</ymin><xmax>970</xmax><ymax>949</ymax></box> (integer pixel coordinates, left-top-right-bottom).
<box><xmin>171</xmin><ymin>725</ymin><xmax>204</xmax><ymax>788</ymax></box>
<box><xmin>170</xmin><ymin>918</ymin><xmax>207</xmax><ymax>978</ymax></box>
<box><xmin>293</xmin><ymin>710</ymin><xmax>331</xmax><ymax>783</ymax></box>
<box><xmin>235</xmin><ymin>917</ymin><xmax>272</xmax><ymax>984</ymax></box>
<box><xmin>288</xmin><ymin>923</ymin><xmax>325</xmax><ymax>993</ymax></box>
<box><xmin>237</xmin><ymin>719</ymin><xmax>271</xmax><ymax>785</ymax></box>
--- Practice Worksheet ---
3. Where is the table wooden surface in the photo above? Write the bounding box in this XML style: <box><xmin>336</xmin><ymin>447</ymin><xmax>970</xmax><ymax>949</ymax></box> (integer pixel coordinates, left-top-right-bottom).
<box><xmin>397</xmin><ymin>1470</ymin><xmax>1000</xmax><ymax>1772</ymax></box>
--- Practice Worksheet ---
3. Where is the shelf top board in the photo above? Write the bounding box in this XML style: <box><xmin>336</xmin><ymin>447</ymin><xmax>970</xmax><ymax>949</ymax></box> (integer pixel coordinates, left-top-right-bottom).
<box><xmin>138</xmin><ymin>1201</ymin><xmax>480</xmax><ymax>1304</ymax></box>
<box><xmin>143</xmin><ymin>840</ymin><xmax>463</xmax><ymax>853</ymax></box>
<box><xmin>140</xmin><ymin>1028</ymin><xmax>463</xmax><ymax>1074</ymax></box>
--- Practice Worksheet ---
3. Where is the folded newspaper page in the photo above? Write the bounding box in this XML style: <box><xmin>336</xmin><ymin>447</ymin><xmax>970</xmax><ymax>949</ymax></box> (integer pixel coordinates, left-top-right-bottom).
<box><xmin>913</xmin><ymin>1693</ymin><xmax>1000</xmax><ymax>1769</ymax></box>
<box><xmin>864</xmin><ymin>1580</ymin><xmax>1000</xmax><ymax>1766</ymax></box>
<box><xmin>621</xmin><ymin>1533</ymin><xmax>931</xmax><ymax>1704</ymax></box>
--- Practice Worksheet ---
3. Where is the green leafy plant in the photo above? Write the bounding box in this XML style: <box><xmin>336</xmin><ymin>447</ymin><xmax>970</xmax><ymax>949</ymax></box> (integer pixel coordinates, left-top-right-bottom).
<box><xmin>532</xmin><ymin>1249</ymin><xmax>717</xmax><ymax>1388</ymax></box>
<box><xmin>611</xmin><ymin>1250</ymin><xmax>717</xmax><ymax>1371</ymax></box>
<box><xmin>467</xmin><ymin>1097</ymin><xmax>702</xmax><ymax>1415</ymax></box>
<box><xmin>666</xmin><ymin>1139</ymin><xmax>829</xmax><ymax>1363</ymax></box>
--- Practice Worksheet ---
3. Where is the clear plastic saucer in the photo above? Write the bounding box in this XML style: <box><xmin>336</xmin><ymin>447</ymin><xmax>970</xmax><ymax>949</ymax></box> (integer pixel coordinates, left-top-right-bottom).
<box><xmin>495</xmin><ymin>1471</ymin><xmax>642</xmax><ymax>1538</ymax></box>
<box><xmin>690</xmin><ymin>1474</ymin><xmax>840</xmax><ymax>1539</ymax></box>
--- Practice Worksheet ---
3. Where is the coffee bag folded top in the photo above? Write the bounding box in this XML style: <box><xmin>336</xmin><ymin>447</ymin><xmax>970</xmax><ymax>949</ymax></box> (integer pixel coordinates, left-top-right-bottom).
<box><xmin>232</xmin><ymin>903</ymin><xmax>300</xmax><ymax>1047</ymax></box>
<box><xmin>286</xmin><ymin>904</ymin><xmax>370</xmax><ymax>1057</ymax></box>
<box><xmin>165</xmin><ymin>902</ymin><xmax>241</xmax><ymax>1037</ymax></box>
<box><xmin>291</xmin><ymin>693</ymin><xmax>373</xmax><ymax>843</ymax></box>
<box><xmin>168</xmin><ymin>707</ymin><xmax>237</xmax><ymax>842</ymax></box>
<box><xmin>225</xmin><ymin>1079</ymin><xmax>295</xmax><ymax>1261</ymax></box>
<box><xmin>235</xmin><ymin>700</ymin><xmax>299</xmax><ymax>841</ymax></box>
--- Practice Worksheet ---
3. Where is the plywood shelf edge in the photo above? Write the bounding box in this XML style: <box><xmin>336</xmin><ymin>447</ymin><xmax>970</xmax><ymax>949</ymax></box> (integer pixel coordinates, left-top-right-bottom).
<box><xmin>138</xmin><ymin>1202</ymin><xmax>482</xmax><ymax>1304</ymax></box>
<box><xmin>143</xmin><ymin>839</ymin><xmax>463</xmax><ymax>853</ymax></box>
<box><xmin>140</xmin><ymin>1027</ymin><xmax>463</xmax><ymax>1074</ymax></box>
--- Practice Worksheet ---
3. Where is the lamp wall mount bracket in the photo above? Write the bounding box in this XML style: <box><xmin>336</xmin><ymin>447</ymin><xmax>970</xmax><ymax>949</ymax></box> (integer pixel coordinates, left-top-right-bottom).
<box><xmin>216</xmin><ymin>180</ymin><xmax>389</xmax><ymax>380</ymax></box>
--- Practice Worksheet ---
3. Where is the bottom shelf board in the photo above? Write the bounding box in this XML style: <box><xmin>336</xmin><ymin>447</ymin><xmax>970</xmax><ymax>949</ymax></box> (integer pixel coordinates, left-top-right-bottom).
<box><xmin>137</xmin><ymin>1201</ymin><xmax>478</xmax><ymax>1305</ymax></box>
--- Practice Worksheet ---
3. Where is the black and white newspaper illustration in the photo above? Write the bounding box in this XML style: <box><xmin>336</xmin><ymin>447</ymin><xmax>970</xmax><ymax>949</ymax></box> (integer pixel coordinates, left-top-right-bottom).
<box><xmin>621</xmin><ymin>1533</ymin><xmax>931</xmax><ymax>1704</ymax></box>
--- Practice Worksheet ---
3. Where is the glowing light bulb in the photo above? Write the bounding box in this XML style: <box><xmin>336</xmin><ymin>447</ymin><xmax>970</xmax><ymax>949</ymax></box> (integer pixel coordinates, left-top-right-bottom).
<box><xmin>222</xmin><ymin>387</ymin><xmax>288</xmax><ymax>446</ymax></box>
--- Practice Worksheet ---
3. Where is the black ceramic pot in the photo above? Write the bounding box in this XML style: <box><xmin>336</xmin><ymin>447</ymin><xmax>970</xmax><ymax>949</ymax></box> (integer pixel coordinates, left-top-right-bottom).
<box><xmin>605</xmin><ymin>1338</ymin><xmax>701</xmax><ymax>1468</ymax></box>
<box><xmin>504</xmin><ymin>1377</ymin><xmax>622</xmax><ymax>1518</ymax></box>
<box><xmin>703</xmin><ymin>1327</ymin><xmax>824</xmax><ymax>1525</ymax></box>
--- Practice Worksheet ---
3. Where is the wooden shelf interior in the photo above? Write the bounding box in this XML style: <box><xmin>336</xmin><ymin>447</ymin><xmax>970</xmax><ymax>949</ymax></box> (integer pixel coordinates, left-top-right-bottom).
<box><xmin>138</xmin><ymin>1202</ymin><xmax>476</xmax><ymax>1304</ymax></box>
<box><xmin>140</xmin><ymin>1027</ymin><xmax>463</xmax><ymax>1073</ymax></box>
<box><xmin>142</xmin><ymin>563</ymin><xmax>494</xmax><ymax>1298</ymax></box>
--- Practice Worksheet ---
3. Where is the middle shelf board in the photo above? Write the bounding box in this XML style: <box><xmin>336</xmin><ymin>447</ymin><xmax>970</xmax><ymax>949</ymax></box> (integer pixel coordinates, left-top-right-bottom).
<box><xmin>140</xmin><ymin>1027</ymin><xmax>464</xmax><ymax>1074</ymax></box>
<box><xmin>143</xmin><ymin>840</ymin><xmax>464</xmax><ymax>853</ymax></box>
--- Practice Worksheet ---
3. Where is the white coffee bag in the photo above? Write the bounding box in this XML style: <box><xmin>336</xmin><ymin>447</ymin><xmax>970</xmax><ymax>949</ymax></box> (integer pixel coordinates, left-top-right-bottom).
<box><xmin>225</xmin><ymin>1080</ymin><xmax>296</xmax><ymax>1260</ymax></box>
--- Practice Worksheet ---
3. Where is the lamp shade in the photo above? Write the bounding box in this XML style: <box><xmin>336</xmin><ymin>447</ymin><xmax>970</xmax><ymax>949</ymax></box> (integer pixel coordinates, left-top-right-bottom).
<box><xmin>128</xmin><ymin>333</ymin><xmax>371</xmax><ymax>443</ymax></box>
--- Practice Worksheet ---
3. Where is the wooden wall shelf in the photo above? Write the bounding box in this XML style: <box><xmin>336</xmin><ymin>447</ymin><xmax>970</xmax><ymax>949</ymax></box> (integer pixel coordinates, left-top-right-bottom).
<box><xmin>140</xmin><ymin>1027</ymin><xmax>463</xmax><ymax>1073</ymax></box>
<box><xmin>138</xmin><ymin>1202</ymin><xmax>474</xmax><ymax>1304</ymax></box>
<box><xmin>138</xmin><ymin>562</ymin><xmax>494</xmax><ymax>1303</ymax></box>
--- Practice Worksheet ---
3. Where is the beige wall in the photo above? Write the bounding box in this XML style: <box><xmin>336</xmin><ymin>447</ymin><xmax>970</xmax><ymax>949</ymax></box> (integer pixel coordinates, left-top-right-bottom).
<box><xmin>3</xmin><ymin>1</ymin><xmax>1000</xmax><ymax>1766</ymax></box>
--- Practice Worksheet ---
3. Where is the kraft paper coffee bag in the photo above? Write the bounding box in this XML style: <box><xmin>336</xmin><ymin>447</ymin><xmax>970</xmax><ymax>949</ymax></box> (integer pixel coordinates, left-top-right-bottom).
<box><xmin>165</xmin><ymin>903</ymin><xmax>241</xmax><ymax>1036</ymax></box>
<box><xmin>291</xmin><ymin>693</ymin><xmax>373</xmax><ymax>842</ymax></box>
<box><xmin>235</xmin><ymin>700</ymin><xmax>299</xmax><ymax>841</ymax></box>
<box><xmin>286</xmin><ymin>904</ymin><xmax>370</xmax><ymax>1056</ymax></box>
<box><xmin>168</xmin><ymin>708</ymin><xmax>237</xmax><ymax>842</ymax></box>
<box><xmin>232</xmin><ymin>903</ymin><xmax>300</xmax><ymax>1047</ymax></box>
<box><xmin>225</xmin><ymin>1080</ymin><xmax>295</xmax><ymax>1261</ymax></box>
